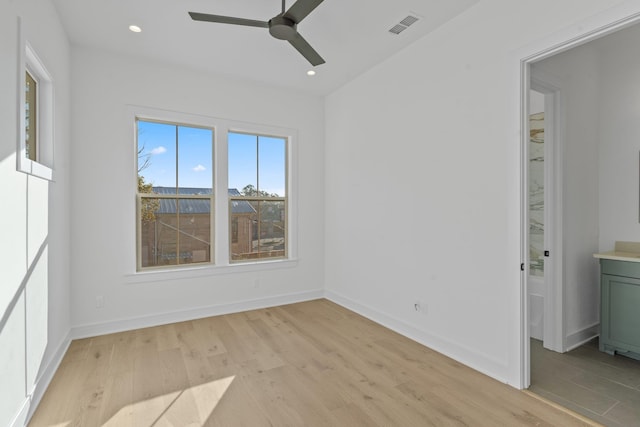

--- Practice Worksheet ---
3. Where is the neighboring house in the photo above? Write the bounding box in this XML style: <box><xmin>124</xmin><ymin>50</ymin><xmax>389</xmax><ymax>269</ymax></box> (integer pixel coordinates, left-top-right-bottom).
<box><xmin>228</xmin><ymin>188</ymin><xmax>259</xmax><ymax>259</ymax></box>
<box><xmin>140</xmin><ymin>187</ymin><xmax>256</xmax><ymax>266</ymax></box>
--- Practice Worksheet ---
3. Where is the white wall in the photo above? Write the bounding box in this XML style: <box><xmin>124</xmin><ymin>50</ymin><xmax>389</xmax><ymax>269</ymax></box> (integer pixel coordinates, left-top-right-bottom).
<box><xmin>324</xmin><ymin>0</ymin><xmax>634</xmax><ymax>386</ymax></box>
<box><xmin>69</xmin><ymin>47</ymin><xmax>325</xmax><ymax>333</ymax></box>
<box><xmin>0</xmin><ymin>0</ymin><xmax>71</xmax><ymax>426</ymax></box>
<box><xmin>533</xmin><ymin>45</ymin><xmax>602</xmax><ymax>347</ymax></box>
<box><xmin>596</xmin><ymin>25</ymin><xmax>640</xmax><ymax>250</ymax></box>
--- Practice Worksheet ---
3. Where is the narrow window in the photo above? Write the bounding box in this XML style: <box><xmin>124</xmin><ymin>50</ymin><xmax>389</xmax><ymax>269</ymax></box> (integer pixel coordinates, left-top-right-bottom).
<box><xmin>25</xmin><ymin>70</ymin><xmax>37</xmax><ymax>161</ymax></box>
<box><xmin>228</xmin><ymin>132</ymin><xmax>287</xmax><ymax>262</ymax></box>
<box><xmin>136</xmin><ymin>119</ymin><xmax>214</xmax><ymax>270</ymax></box>
<box><xmin>18</xmin><ymin>40</ymin><xmax>53</xmax><ymax>179</ymax></box>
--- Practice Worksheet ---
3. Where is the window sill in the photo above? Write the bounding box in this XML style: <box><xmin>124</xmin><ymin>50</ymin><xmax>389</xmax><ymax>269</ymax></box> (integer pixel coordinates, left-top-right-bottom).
<box><xmin>124</xmin><ymin>258</ymin><xmax>298</xmax><ymax>284</ymax></box>
<box><xmin>17</xmin><ymin>158</ymin><xmax>53</xmax><ymax>181</ymax></box>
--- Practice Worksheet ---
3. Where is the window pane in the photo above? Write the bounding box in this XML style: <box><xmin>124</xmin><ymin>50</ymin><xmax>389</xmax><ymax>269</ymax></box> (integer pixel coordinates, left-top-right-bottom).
<box><xmin>230</xmin><ymin>199</ymin><xmax>285</xmax><ymax>262</ymax></box>
<box><xmin>140</xmin><ymin>196</ymin><xmax>212</xmax><ymax>267</ymax></box>
<box><xmin>25</xmin><ymin>71</ymin><xmax>37</xmax><ymax>161</ymax></box>
<box><xmin>228</xmin><ymin>132</ymin><xmax>257</xmax><ymax>196</ymax></box>
<box><xmin>257</xmin><ymin>200</ymin><xmax>286</xmax><ymax>258</ymax></box>
<box><xmin>137</xmin><ymin>120</ymin><xmax>177</xmax><ymax>190</ymax></box>
<box><xmin>230</xmin><ymin>199</ymin><xmax>257</xmax><ymax>261</ymax></box>
<box><xmin>258</xmin><ymin>136</ymin><xmax>286</xmax><ymax>197</ymax></box>
<box><xmin>177</xmin><ymin>198</ymin><xmax>211</xmax><ymax>264</ymax></box>
<box><xmin>139</xmin><ymin>196</ymin><xmax>179</xmax><ymax>267</ymax></box>
<box><xmin>178</xmin><ymin>126</ymin><xmax>213</xmax><ymax>190</ymax></box>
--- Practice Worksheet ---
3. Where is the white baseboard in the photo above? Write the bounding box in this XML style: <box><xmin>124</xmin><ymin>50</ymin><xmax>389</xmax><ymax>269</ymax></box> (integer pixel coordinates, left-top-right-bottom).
<box><xmin>565</xmin><ymin>322</ymin><xmax>599</xmax><ymax>351</ymax></box>
<box><xmin>324</xmin><ymin>290</ymin><xmax>510</xmax><ymax>385</ymax></box>
<box><xmin>72</xmin><ymin>289</ymin><xmax>324</xmax><ymax>339</ymax></box>
<box><xmin>9</xmin><ymin>398</ymin><xmax>30</xmax><ymax>427</ymax></box>
<box><xmin>11</xmin><ymin>331</ymin><xmax>71</xmax><ymax>427</ymax></box>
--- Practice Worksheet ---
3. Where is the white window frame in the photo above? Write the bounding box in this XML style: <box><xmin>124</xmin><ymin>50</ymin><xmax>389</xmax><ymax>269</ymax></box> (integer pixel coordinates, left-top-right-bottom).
<box><xmin>17</xmin><ymin>17</ymin><xmax>54</xmax><ymax>181</ymax></box>
<box><xmin>126</xmin><ymin>106</ymin><xmax>298</xmax><ymax>283</ymax></box>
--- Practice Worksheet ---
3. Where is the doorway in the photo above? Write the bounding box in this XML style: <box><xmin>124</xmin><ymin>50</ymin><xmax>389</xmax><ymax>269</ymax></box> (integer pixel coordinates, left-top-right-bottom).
<box><xmin>519</xmin><ymin>8</ymin><xmax>640</xmax><ymax>391</ymax></box>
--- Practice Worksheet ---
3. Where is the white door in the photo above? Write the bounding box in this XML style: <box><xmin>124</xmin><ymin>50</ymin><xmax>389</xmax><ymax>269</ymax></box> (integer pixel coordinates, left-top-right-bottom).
<box><xmin>530</xmin><ymin>71</ymin><xmax>564</xmax><ymax>354</ymax></box>
<box><xmin>528</xmin><ymin>89</ymin><xmax>545</xmax><ymax>341</ymax></box>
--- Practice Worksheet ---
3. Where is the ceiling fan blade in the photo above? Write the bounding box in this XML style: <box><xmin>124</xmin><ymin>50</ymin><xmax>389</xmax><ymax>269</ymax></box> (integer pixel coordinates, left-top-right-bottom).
<box><xmin>288</xmin><ymin>32</ymin><xmax>325</xmax><ymax>66</ymax></box>
<box><xmin>188</xmin><ymin>12</ymin><xmax>269</xmax><ymax>28</ymax></box>
<box><xmin>283</xmin><ymin>0</ymin><xmax>324</xmax><ymax>24</ymax></box>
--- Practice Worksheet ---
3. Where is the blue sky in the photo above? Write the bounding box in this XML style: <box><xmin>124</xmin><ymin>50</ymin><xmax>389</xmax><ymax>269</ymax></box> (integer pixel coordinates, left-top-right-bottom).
<box><xmin>138</xmin><ymin>121</ymin><xmax>285</xmax><ymax>196</ymax></box>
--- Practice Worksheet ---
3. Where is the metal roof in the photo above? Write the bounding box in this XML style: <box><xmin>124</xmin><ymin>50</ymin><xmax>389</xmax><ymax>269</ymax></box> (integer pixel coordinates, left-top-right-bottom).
<box><xmin>151</xmin><ymin>187</ymin><xmax>256</xmax><ymax>215</ymax></box>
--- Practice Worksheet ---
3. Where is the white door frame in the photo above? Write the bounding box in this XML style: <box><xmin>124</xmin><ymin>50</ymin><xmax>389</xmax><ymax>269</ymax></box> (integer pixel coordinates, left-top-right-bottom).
<box><xmin>517</xmin><ymin>5</ymin><xmax>640</xmax><ymax>389</ymax></box>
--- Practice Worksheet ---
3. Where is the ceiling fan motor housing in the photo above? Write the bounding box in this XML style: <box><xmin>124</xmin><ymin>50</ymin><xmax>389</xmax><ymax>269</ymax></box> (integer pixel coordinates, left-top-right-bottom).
<box><xmin>269</xmin><ymin>16</ymin><xmax>297</xmax><ymax>40</ymax></box>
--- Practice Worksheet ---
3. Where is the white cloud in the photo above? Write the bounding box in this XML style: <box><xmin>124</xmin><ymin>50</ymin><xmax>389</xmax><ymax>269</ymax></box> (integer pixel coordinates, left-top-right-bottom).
<box><xmin>151</xmin><ymin>146</ymin><xmax>167</xmax><ymax>155</ymax></box>
<box><xmin>193</xmin><ymin>164</ymin><xmax>206</xmax><ymax>172</ymax></box>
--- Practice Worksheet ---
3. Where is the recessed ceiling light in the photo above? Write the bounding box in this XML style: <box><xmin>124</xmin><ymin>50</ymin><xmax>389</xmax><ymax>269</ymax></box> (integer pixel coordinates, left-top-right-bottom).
<box><xmin>129</xmin><ymin>25</ymin><xmax>142</xmax><ymax>33</ymax></box>
<box><xmin>307</xmin><ymin>70</ymin><xmax>316</xmax><ymax>76</ymax></box>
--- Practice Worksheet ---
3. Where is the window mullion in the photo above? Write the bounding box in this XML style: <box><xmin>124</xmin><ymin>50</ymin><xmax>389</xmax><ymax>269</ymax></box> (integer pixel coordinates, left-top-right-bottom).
<box><xmin>175</xmin><ymin>125</ymin><xmax>180</xmax><ymax>264</ymax></box>
<box><xmin>216</xmin><ymin>126</ymin><xmax>230</xmax><ymax>265</ymax></box>
<box><xmin>255</xmin><ymin>134</ymin><xmax>259</xmax><ymax>193</ymax></box>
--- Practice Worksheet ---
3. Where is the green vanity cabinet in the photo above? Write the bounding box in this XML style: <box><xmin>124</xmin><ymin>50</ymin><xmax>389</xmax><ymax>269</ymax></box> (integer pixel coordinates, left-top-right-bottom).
<box><xmin>599</xmin><ymin>259</ymin><xmax>640</xmax><ymax>360</ymax></box>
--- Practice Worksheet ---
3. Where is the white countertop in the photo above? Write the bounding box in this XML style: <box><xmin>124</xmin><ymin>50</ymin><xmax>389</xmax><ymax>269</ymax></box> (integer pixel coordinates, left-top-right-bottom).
<box><xmin>593</xmin><ymin>251</ymin><xmax>640</xmax><ymax>263</ymax></box>
<box><xmin>594</xmin><ymin>241</ymin><xmax>640</xmax><ymax>263</ymax></box>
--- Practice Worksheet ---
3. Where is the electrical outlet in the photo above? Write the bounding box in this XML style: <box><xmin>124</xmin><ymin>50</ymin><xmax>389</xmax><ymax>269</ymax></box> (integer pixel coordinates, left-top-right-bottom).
<box><xmin>96</xmin><ymin>295</ymin><xmax>104</xmax><ymax>308</ymax></box>
<box><xmin>253</xmin><ymin>278</ymin><xmax>260</xmax><ymax>288</ymax></box>
<box><xmin>414</xmin><ymin>301</ymin><xmax>427</xmax><ymax>316</ymax></box>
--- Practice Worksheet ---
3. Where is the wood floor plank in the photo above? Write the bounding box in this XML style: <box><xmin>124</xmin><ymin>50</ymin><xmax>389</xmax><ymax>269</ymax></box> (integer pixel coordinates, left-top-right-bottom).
<box><xmin>99</xmin><ymin>371</ymin><xmax>134</xmax><ymax>427</ymax></box>
<box><xmin>62</xmin><ymin>337</ymin><xmax>91</xmax><ymax>362</ymax></box>
<box><xmin>330</xmin><ymin>402</ymin><xmax>378</xmax><ymax>426</ymax></box>
<box><xmin>97</xmin><ymin>334</ymin><xmax>136</xmax><ymax>425</ymax></box>
<box><xmin>30</xmin><ymin>299</ymin><xmax>596</xmax><ymax>426</ymax></box>
<box><xmin>28</xmin><ymin>358</ymin><xmax>86</xmax><ymax>426</ymax></box>
<box><xmin>190</xmin><ymin>317</ymin><xmax>228</xmax><ymax>357</ymax></box>
<box><xmin>201</xmin><ymin>375</ymin><xmax>272</xmax><ymax>427</ymax></box>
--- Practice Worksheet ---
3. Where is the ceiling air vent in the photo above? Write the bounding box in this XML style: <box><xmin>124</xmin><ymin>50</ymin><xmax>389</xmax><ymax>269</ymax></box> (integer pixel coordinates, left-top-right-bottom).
<box><xmin>388</xmin><ymin>14</ymin><xmax>420</xmax><ymax>35</ymax></box>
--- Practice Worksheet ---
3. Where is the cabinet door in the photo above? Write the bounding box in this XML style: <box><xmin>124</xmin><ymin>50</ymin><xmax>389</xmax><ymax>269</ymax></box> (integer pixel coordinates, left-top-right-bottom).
<box><xmin>601</xmin><ymin>274</ymin><xmax>640</xmax><ymax>353</ymax></box>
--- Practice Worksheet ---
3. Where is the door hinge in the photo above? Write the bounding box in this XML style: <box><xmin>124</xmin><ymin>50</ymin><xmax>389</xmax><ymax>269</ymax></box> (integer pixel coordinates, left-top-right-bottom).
<box><xmin>520</xmin><ymin>263</ymin><xmax>525</xmax><ymax>271</ymax></box>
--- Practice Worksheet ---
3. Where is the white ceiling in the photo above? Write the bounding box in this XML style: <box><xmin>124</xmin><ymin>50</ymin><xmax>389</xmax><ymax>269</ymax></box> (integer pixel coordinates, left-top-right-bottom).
<box><xmin>52</xmin><ymin>0</ymin><xmax>478</xmax><ymax>96</ymax></box>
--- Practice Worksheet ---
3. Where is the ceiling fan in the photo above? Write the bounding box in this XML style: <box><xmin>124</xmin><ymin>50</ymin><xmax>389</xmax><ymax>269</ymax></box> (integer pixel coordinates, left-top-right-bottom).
<box><xmin>189</xmin><ymin>0</ymin><xmax>325</xmax><ymax>66</ymax></box>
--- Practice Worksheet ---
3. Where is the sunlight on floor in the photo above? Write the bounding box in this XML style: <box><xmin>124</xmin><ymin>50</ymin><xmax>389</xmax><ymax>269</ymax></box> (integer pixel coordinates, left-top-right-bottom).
<box><xmin>102</xmin><ymin>376</ymin><xmax>235</xmax><ymax>426</ymax></box>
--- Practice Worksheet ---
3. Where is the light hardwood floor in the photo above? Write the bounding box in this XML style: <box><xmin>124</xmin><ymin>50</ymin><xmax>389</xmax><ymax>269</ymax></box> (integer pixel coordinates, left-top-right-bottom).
<box><xmin>30</xmin><ymin>299</ymin><xmax>597</xmax><ymax>426</ymax></box>
<box><xmin>530</xmin><ymin>338</ymin><xmax>640</xmax><ymax>426</ymax></box>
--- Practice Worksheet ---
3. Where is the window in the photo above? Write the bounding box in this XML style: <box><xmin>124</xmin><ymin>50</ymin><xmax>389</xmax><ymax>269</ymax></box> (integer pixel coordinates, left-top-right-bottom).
<box><xmin>228</xmin><ymin>132</ymin><xmax>287</xmax><ymax>262</ymax></box>
<box><xmin>136</xmin><ymin>120</ymin><xmax>214</xmax><ymax>269</ymax></box>
<box><xmin>130</xmin><ymin>106</ymin><xmax>296</xmax><ymax>278</ymax></box>
<box><xmin>17</xmin><ymin>34</ymin><xmax>53</xmax><ymax>180</ymax></box>
<box><xmin>25</xmin><ymin>70</ymin><xmax>37</xmax><ymax>161</ymax></box>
